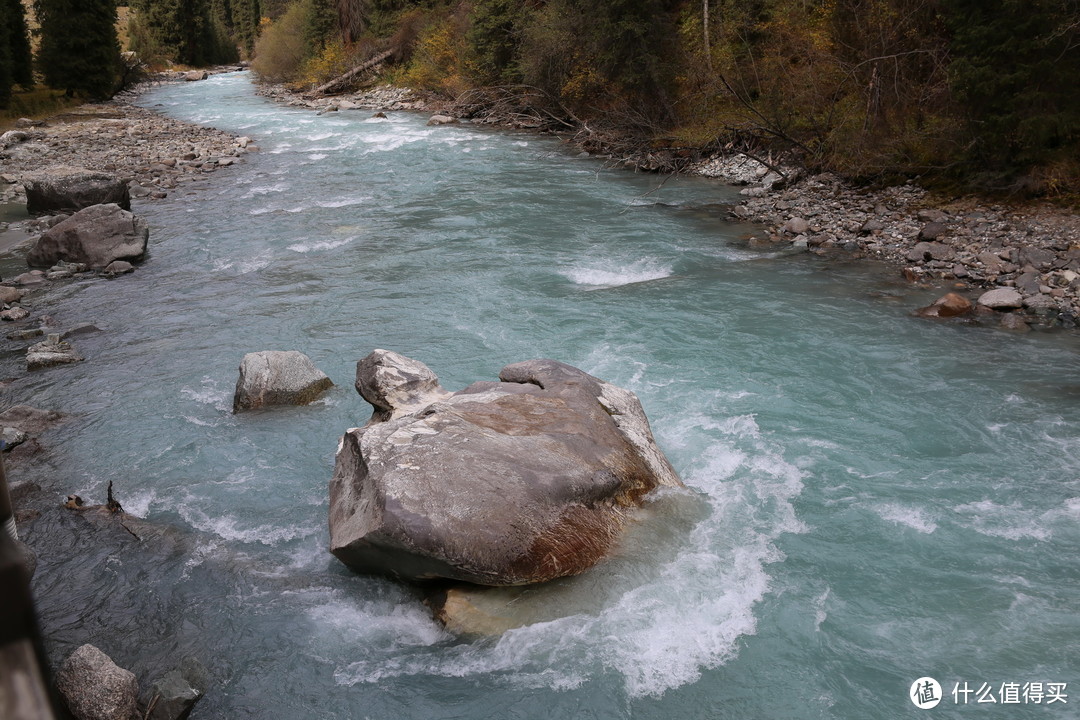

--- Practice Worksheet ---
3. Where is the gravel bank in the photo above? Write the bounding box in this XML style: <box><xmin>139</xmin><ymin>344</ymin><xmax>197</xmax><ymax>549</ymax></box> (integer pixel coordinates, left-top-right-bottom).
<box><xmin>694</xmin><ymin>154</ymin><xmax>1080</xmax><ymax>331</ymax></box>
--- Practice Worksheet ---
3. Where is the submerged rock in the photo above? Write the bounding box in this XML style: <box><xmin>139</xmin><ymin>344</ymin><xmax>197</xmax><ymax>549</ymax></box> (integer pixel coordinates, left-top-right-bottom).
<box><xmin>915</xmin><ymin>292</ymin><xmax>972</xmax><ymax>319</ymax></box>
<box><xmin>55</xmin><ymin>644</ymin><xmax>139</xmax><ymax>720</ymax></box>
<box><xmin>146</xmin><ymin>657</ymin><xmax>207</xmax><ymax>720</ymax></box>
<box><xmin>26</xmin><ymin>203</ymin><xmax>148</xmax><ymax>270</ymax></box>
<box><xmin>23</xmin><ymin>166</ymin><xmax>131</xmax><ymax>214</ymax></box>
<box><xmin>0</xmin><ymin>405</ymin><xmax>67</xmax><ymax>435</ymax></box>
<box><xmin>329</xmin><ymin>350</ymin><xmax>683</xmax><ymax>587</ymax></box>
<box><xmin>232</xmin><ymin>350</ymin><xmax>333</xmax><ymax>412</ymax></box>
<box><xmin>426</xmin><ymin>114</ymin><xmax>458</xmax><ymax>126</ymax></box>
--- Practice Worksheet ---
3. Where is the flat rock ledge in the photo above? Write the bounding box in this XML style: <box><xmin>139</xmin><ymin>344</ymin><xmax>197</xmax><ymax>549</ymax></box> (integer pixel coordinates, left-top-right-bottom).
<box><xmin>233</xmin><ymin>350</ymin><xmax>333</xmax><ymax>413</ymax></box>
<box><xmin>329</xmin><ymin>349</ymin><xmax>683</xmax><ymax>587</ymax></box>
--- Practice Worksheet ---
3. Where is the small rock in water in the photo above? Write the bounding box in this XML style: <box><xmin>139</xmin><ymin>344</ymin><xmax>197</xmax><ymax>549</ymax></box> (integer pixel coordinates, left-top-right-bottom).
<box><xmin>0</xmin><ymin>286</ymin><xmax>25</xmax><ymax>304</ymax></box>
<box><xmin>233</xmin><ymin>350</ymin><xmax>333</xmax><ymax>412</ymax></box>
<box><xmin>104</xmin><ymin>260</ymin><xmax>135</xmax><ymax>275</ymax></box>
<box><xmin>999</xmin><ymin>313</ymin><xmax>1030</xmax><ymax>332</ymax></box>
<box><xmin>6</xmin><ymin>327</ymin><xmax>44</xmax><ymax>340</ymax></box>
<box><xmin>427</xmin><ymin>114</ymin><xmax>458</xmax><ymax>126</ymax></box>
<box><xmin>0</xmin><ymin>426</ymin><xmax>29</xmax><ymax>449</ymax></box>
<box><xmin>26</xmin><ymin>335</ymin><xmax>83</xmax><ymax>370</ymax></box>
<box><xmin>55</xmin><ymin>644</ymin><xmax>139</xmax><ymax>720</ymax></box>
<box><xmin>916</xmin><ymin>292</ymin><xmax>972</xmax><ymax>318</ymax></box>
<box><xmin>146</xmin><ymin>657</ymin><xmax>207</xmax><ymax>720</ymax></box>
<box><xmin>61</xmin><ymin>323</ymin><xmax>102</xmax><ymax>340</ymax></box>
<box><xmin>0</xmin><ymin>306</ymin><xmax>29</xmax><ymax>321</ymax></box>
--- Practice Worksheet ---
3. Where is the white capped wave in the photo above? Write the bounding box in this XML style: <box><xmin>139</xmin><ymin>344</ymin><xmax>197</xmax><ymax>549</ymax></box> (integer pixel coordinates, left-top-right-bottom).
<box><xmin>211</xmin><ymin>250</ymin><xmax>273</xmax><ymax>274</ymax></box>
<box><xmin>310</xmin><ymin>595</ymin><xmax>449</xmax><ymax>650</ymax></box>
<box><xmin>360</xmin><ymin>128</ymin><xmax>434</xmax><ymax>154</ymax></box>
<box><xmin>241</xmin><ymin>182</ymin><xmax>288</xmax><ymax>198</ymax></box>
<box><xmin>315</xmin><ymin>196</ymin><xmax>369</xmax><ymax>208</ymax></box>
<box><xmin>287</xmin><ymin>237</ymin><xmax>355</xmax><ymax>253</ymax></box>
<box><xmin>561</xmin><ymin>258</ymin><xmax>673</xmax><ymax>288</ymax></box>
<box><xmin>179</xmin><ymin>505</ymin><xmax>315</xmax><ymax>545</ymax></box>
<box><xmin>952</xmin><ymin>500</ymin><xmax>1052</xmax><ymax>540</ymax></box>
<box><xmin>180</xmin><ymin>377</ymin><xmax>231</xmax><ymax>413</ymax></box>
<box><xmin>873</xmin><ymin>503</ymin><xmax>938</xmax><ymax>533</ymax></box>
<box><xmin>307</xmin><ymin>153</ymin><xmax>328</xmax><ymax>161</ymax></box>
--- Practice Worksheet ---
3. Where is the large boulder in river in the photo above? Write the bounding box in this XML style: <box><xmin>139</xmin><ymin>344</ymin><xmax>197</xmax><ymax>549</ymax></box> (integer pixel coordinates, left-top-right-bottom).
<box><xmin>55</xmin><ymin>644</ymin><xmax>139</xmax><ymax>720</ymax></box>
<box><xmin>26</xmin><ymin>204</ymin><xmax>148</xmax><ymax>270</ymax></box>
<box><xmin>233</xmin><ymin>350</ymin><xmax>333</xmax><ymax>412</ymax></box>
<box><xmin>329</xmin><ymin>350</ymin><xmax>683</xmax><ymax>586</ymax></box>
<box><xmin>24</xmin><ymin>166</ymin><xmax>130</xmax><ymax>214</ymax></box>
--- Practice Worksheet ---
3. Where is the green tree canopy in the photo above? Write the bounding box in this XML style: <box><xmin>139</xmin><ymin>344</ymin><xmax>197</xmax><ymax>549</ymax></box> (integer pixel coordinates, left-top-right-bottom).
<box><xmin>35</xmin><ymin>0</ymin><xmax>121</xmax><ymax>99</ymax></box>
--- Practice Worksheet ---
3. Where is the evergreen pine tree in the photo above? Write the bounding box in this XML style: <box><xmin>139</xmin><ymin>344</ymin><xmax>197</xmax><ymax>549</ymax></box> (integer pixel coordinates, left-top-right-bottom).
<box><xmin>0</xmin><ymin>5</ymin><xmax>11</xmax><ymax>109</ymax></box>
<box><xmin>944</xmin><ymin>0</ymin><xmax>1080</xmax><ymax>174</ymax></box>
<box><xmin>35</xmin><ymin>0</ymin><xmax>120</xmax><ymax>99</ymax></box>
<box><xmin>4</xmin><ymin>0</ymin><xmax>33</xmax><ymax>88</ymax></box>
<box><xmin>132</xmin><ymin>0</ymin><xmax>245</xmax><ymax>65</ymax></box>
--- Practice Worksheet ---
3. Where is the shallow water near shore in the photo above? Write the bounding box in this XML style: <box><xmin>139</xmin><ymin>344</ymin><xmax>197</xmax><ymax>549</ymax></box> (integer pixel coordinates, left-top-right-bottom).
<box><xmin>11</xmin><ymin>73</ymin><xmax>1080</xmax><ymax>718</ymax></box>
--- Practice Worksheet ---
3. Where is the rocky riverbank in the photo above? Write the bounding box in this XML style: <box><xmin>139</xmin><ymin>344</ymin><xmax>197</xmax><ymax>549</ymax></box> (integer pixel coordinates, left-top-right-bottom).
<box><xmin>694</xmin><ymin>156</ymin><xmax>1080</xmax><ymax>331</ymax></box>
<box><xmin>0</xmin><ymin>71</ymin><xmax>253</xmax><ymax>232</ymax></box>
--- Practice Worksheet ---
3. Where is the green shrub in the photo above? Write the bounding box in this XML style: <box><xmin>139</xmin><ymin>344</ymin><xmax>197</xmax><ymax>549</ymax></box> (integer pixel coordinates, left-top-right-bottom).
<box><xmin>251</xmin><ymin>0</ymin><xmax>311</xmax><ymax>82</ymax></box>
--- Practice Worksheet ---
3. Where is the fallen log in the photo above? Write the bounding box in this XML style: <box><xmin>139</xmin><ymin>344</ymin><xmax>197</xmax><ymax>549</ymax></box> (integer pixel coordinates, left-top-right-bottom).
<box><xmin>312</xmin><ymin>49</ymin><xmax>395</xmax><ymax>96</ymax></box>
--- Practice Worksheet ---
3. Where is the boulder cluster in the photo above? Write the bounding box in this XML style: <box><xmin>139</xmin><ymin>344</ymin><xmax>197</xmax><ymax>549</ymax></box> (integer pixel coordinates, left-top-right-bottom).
<box><xmin>54</xmin><ymin>644</ymin><xmax>205</xmax><ymax>720</ymax></box>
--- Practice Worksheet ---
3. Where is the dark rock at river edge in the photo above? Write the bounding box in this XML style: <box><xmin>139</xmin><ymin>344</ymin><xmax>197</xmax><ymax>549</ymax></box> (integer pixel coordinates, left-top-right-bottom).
<box><xmin>23</xmin><ymin>167</ymin><xmax>131</xmax><ymax>215</ymax></box>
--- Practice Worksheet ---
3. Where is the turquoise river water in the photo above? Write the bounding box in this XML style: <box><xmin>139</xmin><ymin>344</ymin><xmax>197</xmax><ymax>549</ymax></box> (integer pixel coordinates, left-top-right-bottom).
<box><xmin>10</xmin><ymin>73</ymin><xmax>1080</xmax><ymax>719</ymax></box>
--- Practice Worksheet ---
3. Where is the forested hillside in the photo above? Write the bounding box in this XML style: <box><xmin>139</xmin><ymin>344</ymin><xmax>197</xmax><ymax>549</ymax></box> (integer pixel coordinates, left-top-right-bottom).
<box><xmin>250</xmin><ymin>0</ymin><xmax>1080</xmax><ymax>197</ymax></box>
<box><xmin>2</xmin><ymin>0</ymin><xmax>1077</xmax><ymax>197</ymax></box>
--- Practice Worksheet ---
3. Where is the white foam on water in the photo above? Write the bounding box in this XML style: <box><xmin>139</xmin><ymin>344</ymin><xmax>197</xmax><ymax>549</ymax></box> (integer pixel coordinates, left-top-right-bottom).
<box><xmin>952</xmin><ymin>500</ymin><xmax>1052</xmax><ymax>541</ymax></box>
<box><xmin>179</xmin><ymin>505</ymin><xmax>315</xmax><ymax>545</ymax></box>
<box><xmin>560</xmin><ymin>258</ymin><xmax>673</xmax><ymax>288</ymax></box>
<box><xmin>305</xmin><ymin>131</ymin><xmax>338</xmax><ymax>142</ymax></box>
<box><xmin>360</xmin><ymin>128</ymin><xmax>435</xmax><ymax>154</ymax></box>
<box><xmin>121</xmin><ymin>489</ymin><xmax>156</xmax><ymax>518</ymax></box>
<box><xmin>180</xmin><ymin>377</ymin><xmax>231</xmax><ymax>413</ymax></box>
<box><xmin>332</xmin><ymin>410</ymin><xmax>805</xmax><ymax>698</ymax></box>
<box><xmin>242</xmin><ymin>182</ymin><xmax>288</xmax><ymax>198</ymax></box>
<box><xmin>307</xmin><ymin>153</ymin><xmax>328</xmax><ymax>161</ymax></box>
<box><xmin>309</xmin><ymin>594</ymin><xmax>449</xmax><ymax>650</ymax></box>
<box><xmin>873</xmin><ymin>502</ymin><xmax>938</xmax><ymax>533</ymax></box>
<box><xmin>287</xmin><ymin>237</ymin><xmax>356</xmax><ymax>254</ymax></box>
<box><xmin>812</xmin><ymin>588</ymin><xmax>830</xmax><ymax>631</ymax></box>
<box><xmin>211</xmin><ymin>250</ymin><xmax>274</xmax><ymax>274</ymax></box>
<box><xmin>315</xmin><ymin>196</ymin><xmax>369</xmax><ymax>208</ymax></box>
